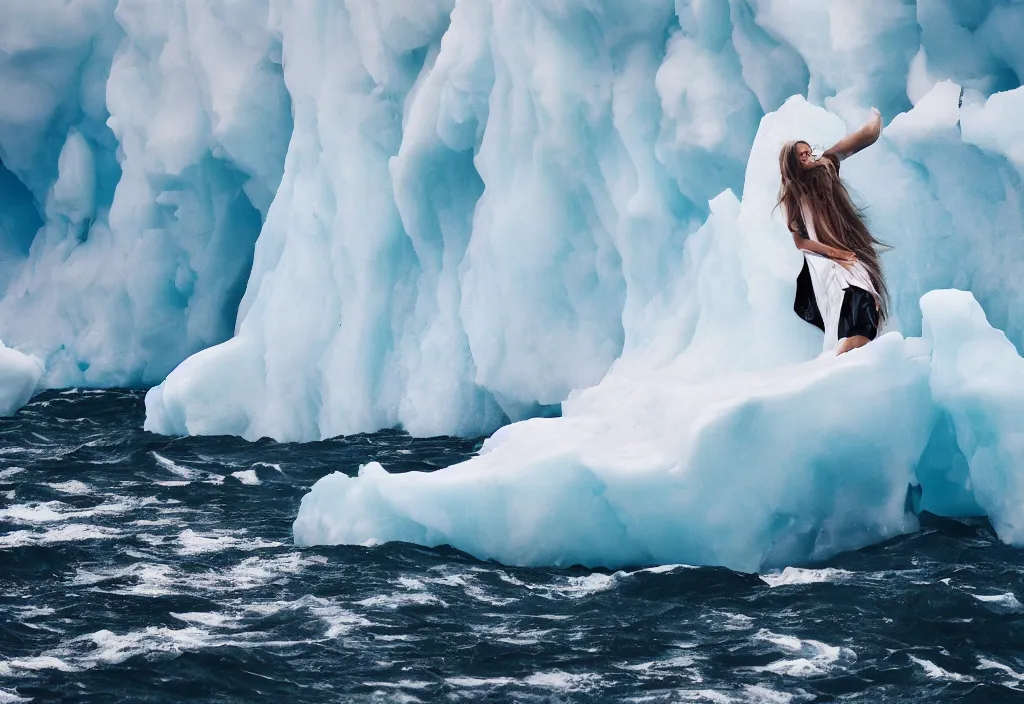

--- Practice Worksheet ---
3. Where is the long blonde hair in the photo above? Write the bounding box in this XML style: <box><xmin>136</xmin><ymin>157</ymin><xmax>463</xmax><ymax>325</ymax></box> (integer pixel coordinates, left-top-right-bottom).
<box><xmin>777</xmin><ymin>141</ymin><xmax>890</xmax><ymax>320</ymax></box>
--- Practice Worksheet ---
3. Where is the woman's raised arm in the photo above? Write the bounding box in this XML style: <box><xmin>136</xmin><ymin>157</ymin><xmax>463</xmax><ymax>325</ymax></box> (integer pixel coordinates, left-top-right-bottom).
<box><xmin>823</xmin><ymin>108</ymin><xmax>882</xmax><ymax>162</ymax></box>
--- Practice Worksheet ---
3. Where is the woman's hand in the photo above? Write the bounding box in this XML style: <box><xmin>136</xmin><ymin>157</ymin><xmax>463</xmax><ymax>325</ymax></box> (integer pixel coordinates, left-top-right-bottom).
<box><xmin>831</xmin><ymin>248</ymin><xmax>858</xmax><ymax>269</ymax></box>
<box><xmin>824</xmin><ymin>108</ymin><xmax>883</xmax><ymax>162</ymax></box>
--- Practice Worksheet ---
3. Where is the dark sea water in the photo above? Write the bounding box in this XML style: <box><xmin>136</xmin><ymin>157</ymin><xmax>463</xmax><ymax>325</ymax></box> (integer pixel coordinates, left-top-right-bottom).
<box><xmin>1</xmin><ymin>390</ymin><xmax>1023</xmax><ymax>703</ymax></box>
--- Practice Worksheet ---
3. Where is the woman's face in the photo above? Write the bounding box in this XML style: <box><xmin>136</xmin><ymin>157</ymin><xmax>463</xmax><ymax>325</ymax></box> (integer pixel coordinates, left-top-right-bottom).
<box><xmin>796</xmin><ymin>142</ymin><xmax>814</xmax><ymax>168</ymax></box>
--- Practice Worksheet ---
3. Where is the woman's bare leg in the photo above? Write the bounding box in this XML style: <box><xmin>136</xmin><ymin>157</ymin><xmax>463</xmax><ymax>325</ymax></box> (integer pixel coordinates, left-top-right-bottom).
<box><xmin>836</xmin><ymin>335</ymin><xmax>871</xmax><ymax>355</ymax></box>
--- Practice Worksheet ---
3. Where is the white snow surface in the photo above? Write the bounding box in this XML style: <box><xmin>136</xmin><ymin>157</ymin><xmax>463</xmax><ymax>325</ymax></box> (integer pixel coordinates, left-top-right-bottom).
<box><xmin>5</xmin><ymin>2</ymin><xmax>1024</xmax><ymax>567</ymax></box>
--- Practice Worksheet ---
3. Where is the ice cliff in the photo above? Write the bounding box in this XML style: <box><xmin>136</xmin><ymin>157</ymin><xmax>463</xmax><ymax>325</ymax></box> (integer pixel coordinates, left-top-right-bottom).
<box><xmin>142</xmin><ymin>0</ymin><xmax>1024</xmax><ymax>441</ymax></box>
<box><xmin>4</xmin><ymin>1</ymin><xmax>1024</xmax><ymax>567</ymax></box>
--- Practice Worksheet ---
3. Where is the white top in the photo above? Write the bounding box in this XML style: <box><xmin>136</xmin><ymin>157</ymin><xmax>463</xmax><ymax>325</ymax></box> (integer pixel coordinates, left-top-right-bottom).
<box><xmin>799</xmin><ymin>198</ymin><xmax>877</xmax><ymax>296</ymax></box>
<box><xmin>791</xmin><ymin>198</ymin><xmax>880</xmax><ymax>352</ymax></box>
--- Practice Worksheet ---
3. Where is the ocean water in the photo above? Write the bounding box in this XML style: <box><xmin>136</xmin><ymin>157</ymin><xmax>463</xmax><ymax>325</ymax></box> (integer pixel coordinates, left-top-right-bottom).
<box><xmin>1</xmin><ymin>391</ymin><xmax>1023</xmax><ymax>703</ymax></box>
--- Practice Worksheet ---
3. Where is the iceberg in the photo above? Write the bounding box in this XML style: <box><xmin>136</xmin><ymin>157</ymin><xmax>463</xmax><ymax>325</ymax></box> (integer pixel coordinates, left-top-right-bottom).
<box><xmin>3</xmin><ymin>1</ymin><xmax>1024</xmax><ymax>567</ymax></box>
<box><xmin>293</xmin><ymin>93</ymin><xmax>1024</xmax><ymax>572</ymax></box>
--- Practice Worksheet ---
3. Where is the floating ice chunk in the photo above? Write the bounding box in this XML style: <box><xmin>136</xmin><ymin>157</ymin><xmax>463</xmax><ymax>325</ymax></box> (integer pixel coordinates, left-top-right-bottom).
<box><xmin>908</xmin><ymin>655</ymin><xmax>974</xmax><ymax>682</ymax></box>
<box><xmin>0</xmin><ymin>340</ymin><xmax>42</xmax><ymax>416</ymax></box>
<box><xmin>294</xmin><ymin>332</ymin><xmax>932</xmax><ymax>572</ymax></box>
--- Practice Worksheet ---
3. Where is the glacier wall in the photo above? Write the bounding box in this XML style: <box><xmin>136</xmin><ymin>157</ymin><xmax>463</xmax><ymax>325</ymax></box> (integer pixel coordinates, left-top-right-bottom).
<box><xmin>1</xmin><ymin>0</ymin><xmax>1024</xmax><ymax>433</ymax></box>
<box><xmin>0</xmin><ymin>0</ymin><xmax>289</xmax><ymax>388</ymax></box>
<box><xmin>145</xmin><ymin>0</ymin><xmax>1024</xmax><ymax>442</ymax></box>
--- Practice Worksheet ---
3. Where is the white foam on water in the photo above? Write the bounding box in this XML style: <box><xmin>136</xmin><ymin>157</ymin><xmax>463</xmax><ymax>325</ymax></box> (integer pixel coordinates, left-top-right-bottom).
<box><xmin>740</xmin><ymin>686</ymin><xmax>807</xmax><ymax>703</ymax></box>
<box><xmin>372</xmin><ymin>634</ymin><xmax>419</xmax><ymax>642</ymax></box>
<box><xmin>45</xmin><ymin>481</ymin><xmax>93</xmax><ymax>495</ymax></box>
<box><xmin>363</xmin><ymin>681</ymin><xmax>431</xmax><ymax>690</ymax></box>
<box><xmin>488</xmin><ymin>571</ymin><xmax>617</xmax><ymax>600</ymax></box>
<box><xmin>129</xmin><ymin>518</ymin><xmax>181</xmax><ymax>527</ymax></box>
<box><xmin>239</xmin><ymin>595</ymin><xmax>371</xmax><ymax>638</ymax></box>
<box><xmin>2</xmin><ymin>491</ymin><xmax>12</xmax><ymax>500</ymax></box>
<box><xmin>753</xmin><ymin>630</ymin><xmax>856</xmax><ymax>678</ymax></box>
<box><xmin>401</xmin><ymin>571</ymin><xmax>519</xmax><ymax>607</ymax></box>
<box><xmin>618</xmin><ymin>654</ymin><xmax>702</xmax><ymax>673</ymax></box>
<box><xmin>0</xmin><ymin>690</ymin><xmax>32</xmax><ymax>703</ymax></box>
<box><xmin>171</xmin><ymin>612</ymin><xmax>245</xmax><ymax>630</ymax></box>
<box><xmin>395</xmin><ymin>576</ymin><xmax>428</xmax><ymax>590</ymax></box>
<box><xmin>136</xmin><ymin>533</ymin><xmax>167</xmax><ymax>546</ymax></box>
<box><xmin>98</xmin><ymin>553</ymin><xmax>327</xmax><ymax>597</ymax></box>
<box><xmin>909</xmin><ymin>655</ymin><xmax>974</xmax><ymax>682</ymax></box>
<box><xmin>463</xmin><ymin>583</ymin><xmax>518</xmax><ymax>607</ymax></box>
<box><xmin>759</xmin><ymin>567</ymin><xmax>854</xmax><ymax>588</ymax></box>
<box><xmin>423</xmin><ymin>574</ymin><xmax>468</xmax><ymax>588</ymax></box>
<box><xmin>231</xmin><ymin>470</ymin><xmax>260</xmax><ymax>486</ymax></box>
<box><xmin>471</xmin><ymin>623</ymin><xmax>554</xmax><ymax>646</ymax></box>
<box><xmin>150</xmin><ymin>452</ymin><xmax>199</xmax><ymax>480</ymax></box>
<box><xmin>494</xmin><ymin>632</ymin><xmax>548</xmax><ymax>646</ymax></box>
<box><xmin>0</xmin><ymin>497</ymin><xmax>142</xmax><ymax>524</ymax></box>
<box><xmin>51</xmin><ymin>626</ymin><xmax>308</xmax><ymax>671</ymax></box>
<box><xmin>0</xmin><ymin>524</ymin><xmax>122</xmax><ymax>549</ymax></box>
<box><xmin>252</xmin><ymin>462</ymin><xmax>283</xmax><ymax>473</ymax></box>
<box><xmin>16</xmin><ymin>606</ymin><xmax>55</xmax><ymax>619</ymax></box>
<box><xmin>496</xmin><ymin>572</ymin><xmax>528</xmax><ymax>588</ymax></box>
<box><xmin>705</xmin><ymin>611</ymin><xmax>756</xmax><ymax>632</ymax></box>
<box><xmin>356</xmin><ymin>592</ymin><xmax>446</xmax><ymax>610</ymax></box>
<box><xmin>0</xmin><ymin>656</ymin><xmax>75</xmax><ymax>677</ymax></box>
<box><xmin>446</xmin><ymin>672</ymin><xmax>602</xmax><ymax>693</ymax></box>
<box><xmin>378</xmin><ymin>695</ymin><xmax>422</xmax><ymax>704</ymax></box>
<box><xmin>0</xmin><ymin>467</ymin><xmax>26</xmax><ymax>479</ymax></box>
<box><xmin>677</xmin><ymin>691</ymin><xmax>736</xmax><ymax>703</ymax></box>
<box><xmin>445</xmin><ymin>677</ymin><xmax>517</xmax><ymax>688</ymax></box>
<box><xmin>73</xmin><ymin>562</ymin><xmax>178</xmax><ymax>597</ymax></box>
<box><xmin>153</xmin><ymin>480</ymin><xmax>191</xmax><ymax>487</ymax></box>
<box><xmin>209</xmin><ymin>553</ymin><xmax>327</xmax><ymax>592</ymax></box>
<box><xmin>558</xmin><ymin>574</ymin><xmax>616</xmax><ymax>597</ymax></box>
<box><xmin>522</xmin><ymin>671</ymin><xmax>602</xmax><ymax>691</ymax></box>
<box><xmin>303</xmin><ymin>598</ymin><xmax>373</xmax><ymax>638</ymax></box>
<box><xmin>977</xmin><ymin>657</ymin><xmax>1024</xmax><ymax>687</ymax></box>
<box><xmin>0</xmin><ymin>501</ymin><xmax>76</xmax><ymax>523</ymax></box>
<box><xmin>972</xmin><ymin>592</ymin><xmax>1024</xmax><ymax>612</ymax></box>
<box><xmin>175</xmin><ymin>529</ymin><xmax>282</xmax><ymax>556</ymax></box>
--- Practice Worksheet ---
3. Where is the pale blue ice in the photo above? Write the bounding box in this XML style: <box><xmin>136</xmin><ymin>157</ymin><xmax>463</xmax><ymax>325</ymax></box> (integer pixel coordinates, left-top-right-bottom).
<box><xmin>3</xmin><ymin>1</ymin><xmax>1024</xmax><ymax>569</ymax></box>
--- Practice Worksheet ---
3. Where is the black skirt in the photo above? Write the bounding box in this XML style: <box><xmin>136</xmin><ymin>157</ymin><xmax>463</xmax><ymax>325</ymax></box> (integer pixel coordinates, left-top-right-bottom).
<box><xmin>794</xmin><ymin>260</ymin><xmax>879</xmax><ymax>341</ymax></box>
<box><xmin>794</xmin><ymin>259</ymin><xmax>824</xmax><ymax>332</ymax></box>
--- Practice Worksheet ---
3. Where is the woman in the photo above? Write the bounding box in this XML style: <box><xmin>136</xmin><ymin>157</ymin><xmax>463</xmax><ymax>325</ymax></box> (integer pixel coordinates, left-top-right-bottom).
<box><xmin>778</xmin><ymin>108</ymin><xmax>890</xmax><ymax>355</ymax></box>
